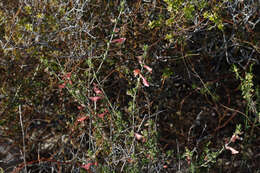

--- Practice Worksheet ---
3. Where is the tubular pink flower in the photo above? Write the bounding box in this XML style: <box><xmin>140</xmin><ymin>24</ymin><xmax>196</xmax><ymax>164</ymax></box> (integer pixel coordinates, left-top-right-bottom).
<box><xmin>225</xmin><ymin>145</ymin><xmax>239</xmax><ymax>154</ymax></box>
<box><xmin>89</xmin><ymin>96</ymin><xmax>102</xmax><ymax>102</ymax></box>
<box><xmin>140</xmin><ymin>74</ymin><xmax>149</xmax><ymax>87</ymax></box>
<box><xmin>77</xmin><ymin>116</ymin><xmax>88</xmax><ymax>122</ymax></box>
<box><xmin>97</xmin><ymin>109</ymin><xmax>108</xmax><ymax>118</ymax></box>
<box><xmin>93</xmin><ymin>84</ymin><xmax>103</xmax><ymax>95</ymax></box>
<box><xmin>81</xmin><ymin>163</ymin><xmax>92</xmax><ymax>170</ymax></box>
<box><xmin>143</xmin><ymin>65</ymin><xmax>152</xmax><ymax>73</ymax></box>
<box><xmin>58</xmin><ymin>83</ymin><xmax>66</xmax><ymax>89</ymax></box>
<box><xmin>133</xmin><ymin>69</ymin><xmax>140</xmax><ymax>77</ymax></box>
<box><xmin>111</xmin><ymin>37</ymin><xmax>126</xmax><ymax>44</ymax></box>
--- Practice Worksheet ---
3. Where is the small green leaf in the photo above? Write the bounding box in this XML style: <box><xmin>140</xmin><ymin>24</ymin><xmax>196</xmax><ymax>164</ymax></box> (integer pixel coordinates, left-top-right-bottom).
<box><xmin>25</xmin><ymin>23</ymin><xmax>33</xmax><ymax>32</ymax></box>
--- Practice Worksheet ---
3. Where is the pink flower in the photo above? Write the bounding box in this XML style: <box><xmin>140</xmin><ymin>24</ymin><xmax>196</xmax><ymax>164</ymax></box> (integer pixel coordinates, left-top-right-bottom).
<box><xmin>186</xmin><ymin>155</ymin><xmax>191</xmax><ymax>165</ymax></box>
<box><xmin>81</xmin><ymin>163</ymin><xmax>92</xmax><ymax>170</ymax></box>
<box><xmin>58</xmin><ymin>83</ymin><xmax>66</xmax><ymax>89</ymax></box>
<box><xmin>133</xmin><ymin>69</ymin><xmax>141</xmax><ymax>77</ymax></box>
<box><xmin>64</xmin><ymin>72</ymin><xmax>71</xmax><ymax>80</ymax></box>
<box><xmin>225</xmin><ymin>144</ymin><xmax>239</xmax><ymax>154</ymax></box>
<box><xmin>89</xmin><ymin>96</ymin><xmax>102</xmax><ymax>102</ymax></box>
<box><xmin>134</xmin><ymin>133</ymin><xmax>146</xmax><ymax>142</ymax></box>
<box><xmin>59</xmin><ymin>72</ymin><xmax>73</xmax><ymax>89</ymax></box>
<box><xmin>140</xmin><ymin>74</ymin><xmax>149</xmax><ymax>87</ymax></box>
<box><xmin>93</xmin><ymin>83</ymin><xmax>103</xmax><ymax>95</ymax></box>
<box><xmin>97</xmin><ymin>109</ymin><xmax>108</xmax><ymax>118</ymax></box>
<box><xmin>77</xmin><ymin>116</ymin><xmax>88</xmax><ymax>122</ymax></box>
<box><xmin>81</xmin><ymin>162</ymin><xmax>98</xmax><ymax>171</ymax></box>
<box><xmin>143</xmin><ymin>65</ymin><xmax>152</xmax><ymax>73</ymax></box>
<box><xmin>133</xmin><ymin>69</ymin><xmax>149</xmax><ymax>87</ymax></box>
<box><xmin>230</xmin><ymin>134</ymin><xmax>242</xmax><ymax>143</ymax></box>
<box><xmin>231</xmin><ymin>134</ymin><xmax>237</xmax><ymax>142</ymax></box>
<box><xmin>111</xmin><ymin>37</ymin><xmax>126</xmax><ymax>44</ymax></box>
<box><xmin>77</xmin><ymin>104</ymin><xmax>86</xmax><ymax>110</ymax></box>
<box><xmin>134</xmin><ymin>133</ymin><xmax>143</xmax><ymax>141</ymax></box>
<box><xmin>113</xmin><ymin>28</ymin><xmax>120</xmax><ymax>33</ymax></box>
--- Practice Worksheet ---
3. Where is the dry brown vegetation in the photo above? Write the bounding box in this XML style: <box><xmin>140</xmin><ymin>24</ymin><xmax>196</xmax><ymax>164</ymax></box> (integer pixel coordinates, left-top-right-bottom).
<box><xmin>0</xmin><ymin>0</ymin><xmax>259</xmax><ymax>172</ymax></box>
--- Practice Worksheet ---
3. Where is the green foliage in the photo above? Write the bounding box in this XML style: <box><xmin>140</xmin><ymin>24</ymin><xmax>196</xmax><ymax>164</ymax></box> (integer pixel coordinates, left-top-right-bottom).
<box><xmin>183</xmin><ymin>4</ymin><xmax>195</xmax><ymax>20</ymax></box>
<box><xmin>233</xmin><ymin>66</ymin><xmax>254</xmax><ymax>104</ymax></box>
<box><xmin>203</xmin><ymin>11</ymin><xmax>224</xmax><ymax>30</ymax></box>
<box><xmin>164</xmin><ymin>0</ymin><xmax>184</xmax><ymax>13</ymax></box>
<box><xmin>199</xmin><ymin>142</ymin><xmax>221</xmax><ymax>168</ymax></box>
<box><xmin>162</xmin><ymin>67</ymin><xmax>174</xmax><ymax>78</ymax></box>
<box><xmin>148</xmin><ymin>15</ymin><xmax>164</xmax><ymax>29</ymax></box>
<box><xmin>150</xmin><ymin>0</ymin><xmax>227</xmax><ymax>44</ymax></box>
<box><xmin>233</xmin><ymin>64</ymin><xmax>259</xmax><ymax>122</ymax></box>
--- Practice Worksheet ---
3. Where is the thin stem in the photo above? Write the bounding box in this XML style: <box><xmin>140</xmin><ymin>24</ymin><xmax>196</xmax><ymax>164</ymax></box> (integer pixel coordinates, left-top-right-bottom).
<box><xmin>19</xmin><ymin>105</ymin><xmax>27</xmax><ymax>173</ymax></box>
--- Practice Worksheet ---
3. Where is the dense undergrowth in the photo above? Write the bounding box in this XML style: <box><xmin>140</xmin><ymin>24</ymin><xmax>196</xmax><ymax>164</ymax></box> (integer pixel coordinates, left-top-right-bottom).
<box><xmin>0</xmin><ymin>0</ymin><xmax>259</xmax><ymax>172</ymax></box>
